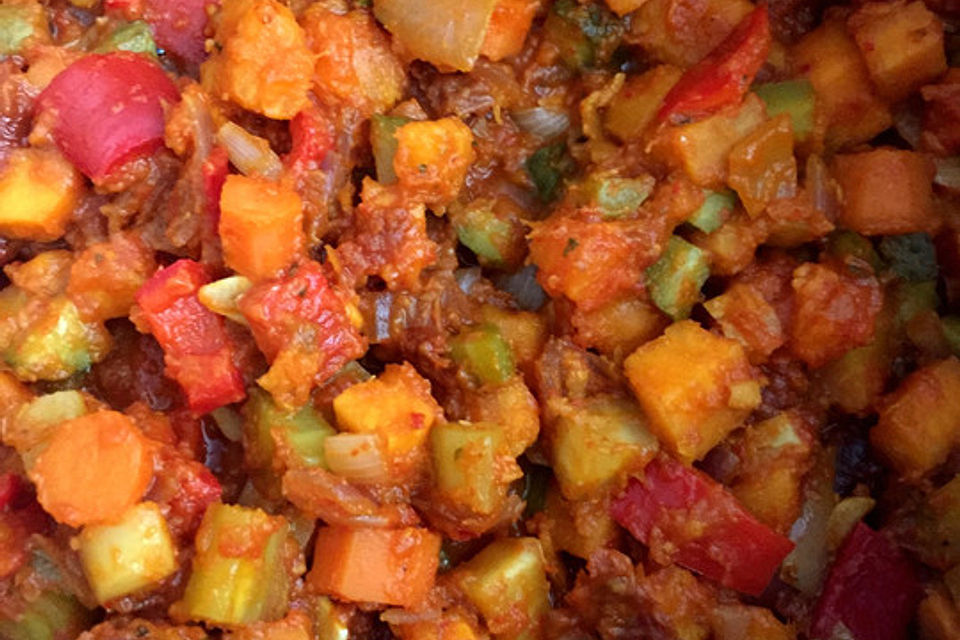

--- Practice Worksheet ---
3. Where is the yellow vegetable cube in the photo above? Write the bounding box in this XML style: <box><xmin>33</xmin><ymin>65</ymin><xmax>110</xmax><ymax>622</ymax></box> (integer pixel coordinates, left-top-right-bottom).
<box><xmin>333</xmin><ymin>362</ymin><xmax>441</xmax><ymax>460</ymax></box>
<box><xmin>0</xmin><ymin>148</ymin><xmax>79</xmax><ymax>241</ymax></box>
<box><xmin>393</xmin><ymin>118</ymin><xmax>476</xmax><ymax>206</ymax></box>
<box><xmin>604</xmin><ymin>65</ymin><xmax>682</xmax><ymax>142</ymax></box>
<box><xmin>624</xmin><ymin>320</ymin><xmax>761</xmax><ymax>463</ymax></box>
<box><xmin>78</xmin><ymin>502</ymin><xmax>177</xmax><ymax>604</ymax></box>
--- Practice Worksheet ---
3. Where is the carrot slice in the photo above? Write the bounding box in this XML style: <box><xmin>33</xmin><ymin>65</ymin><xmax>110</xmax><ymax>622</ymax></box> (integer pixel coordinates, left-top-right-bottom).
<box><xmin>308</xmin><ymin>526</ymin><xmax>440</xmax><ymax>608</ymax></box>
<box><xmin>30</xmin><ymin>410</ymin><xmax>154</xmax><ymax>527</ymax></box>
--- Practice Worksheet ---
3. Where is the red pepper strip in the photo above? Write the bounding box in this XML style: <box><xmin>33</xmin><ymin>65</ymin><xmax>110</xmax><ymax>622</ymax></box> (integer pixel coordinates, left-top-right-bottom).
<box><xmin>36</xmin><ymin>53</ymin><xmax>180</xmax><ymax>181</ymax></box>
<box><xmin>285</xmin><ymin>107</ymin><xmax>336</xmax><ymax>174</ymax></box>
<box><xmin>0</xmin><ymin>473</ymin><xmax>21</xmax><ymax>511</ymax></box>
<box><xmin>658</xmin><ymin>5</ymin><xmax>771</xmax><ymax>124</ymax></box>
<box><xmin>810</xmin><ymin>522</ymin><xmax>921</xmax><ymax>640</ymax></box>
<box><xmin>136</xmin><ymin>260</ymin><xmax>246</xmax><ymax>414</ymax></box>
<box><xmin>238</xmin><ymin>261</ymin><xmax>365</xmax><ymax>379</ymax></box>
<box><xmin>610</xmin><ymin>456</ymin><xmax>794</xmax><ymax>596</ymax></box>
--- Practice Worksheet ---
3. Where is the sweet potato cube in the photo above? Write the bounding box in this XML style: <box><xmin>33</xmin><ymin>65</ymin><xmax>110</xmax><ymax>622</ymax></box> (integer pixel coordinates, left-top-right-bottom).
<box><xmin>308</xmin><ymin>526</ymin><xmax>440</xmax><ymax>608</ymax></box>
<box><xmin>791</xmin><ymin>18</ymin><xmax>892</xmax><ymax>149</ymax></box>
<box><xmin>848</xmin><ymin>1</ymin><xmax>947</xmax><ymax>103</ymax></box>
<box><xmin>0</xmin><ymin>148</ymin><xmax>79</xmax><ymax>242</ymax></box>
<box><xmin>834</xmin><ymin>149</ymin><xmax>938</xmax><ymax>236</ymax></box>
<box><xmin>624</xmin><ymin>320</ymin><xmax>761</xmax><ymax>463</ymax></box>
<box><xmin>871</xmin><ymin>357</ymin><xmax>960</xmax><ymax>477</ymax></box>
<box><xmin>727</xmin><ymin>114</ymin><xmax>797</xmax><ymax>218</ymax></box>
<box><xmin>704</xmin><ymin>282</ymin><xmax>785</xmax><ymax>363</ymax></box>
<box><xmin>480</xmin><ymin>0</ymin><xmax>539</xmax><ymax>61</ymax></box>
<box><xmin>332</xmin><ymin>362</ymin><xmax>441</xmax><ymax>460</ymax></box>
<box><xmin>393</xmin><ymin>118</ymin><xmax>475</xmax><ymax>207</ymax></box>
<box><xmin>630</xmin><ymin>0</ymin><xmax>753</xmax><ymax>67</ymax></box>
<box><xmin>604</xmin><ymin>65</ymin><xmax>682</xmax><ymax>142</ymax></box>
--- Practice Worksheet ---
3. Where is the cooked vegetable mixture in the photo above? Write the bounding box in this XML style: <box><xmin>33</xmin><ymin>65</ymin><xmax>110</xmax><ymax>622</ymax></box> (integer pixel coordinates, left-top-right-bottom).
<box><xmin>0</xmin><ymin>0</ymin><xmax>959</xmax><ymax>638</ymax></box>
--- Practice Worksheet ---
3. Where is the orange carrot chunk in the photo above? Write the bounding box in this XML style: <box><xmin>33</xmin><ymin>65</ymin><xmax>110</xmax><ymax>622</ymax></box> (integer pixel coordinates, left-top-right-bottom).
<box><xmin>29</xmin><ymin>410</ymin><xmax>153</xmax><ymax>527</ymax></box>
<box><xmin>308</xmin><ymin>526</ymin><xmax>441</xmax><ymax>608</ymax></box>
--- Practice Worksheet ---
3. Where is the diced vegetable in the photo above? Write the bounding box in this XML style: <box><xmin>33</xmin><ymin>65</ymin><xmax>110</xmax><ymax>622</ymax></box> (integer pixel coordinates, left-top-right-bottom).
<box><xmin>36</xmin><ymin>52</ymin><xmax>179</xmax><ymax>181</ymax></box>
<box><xmin>2</xmin><ymin>296</ymin><xmax>110</xmax><ymax>383</ymax></box>
<box><xmin>393</xmin><ymin>118</ymin><xmax>475</xmax><ymax>207</ymax></box>
<box><xmin>451</xmin><ymin>200</ymin><xmax>516</xmax><ymax>268</ymax></box>
<box><xmin>726</xmin><ymin>114</ymin><xmax>797</xmax><ymax>218</ymax></box>
<box><xmin>173</xmin><ymin>504</ymin><xmax>293</xmax><ymax>625</ymax></box>
<box><xmin>550</xmin><ymin>395</ymin><xmax>658</xmax><ymax>500</ymax></box>
<box><xmin>610</xmin><ymin>456</ymin><xmax>795</xmax><ymax>596</ymax></box>
<box><xmin>814</xmin><ymin>328</ymin><xmax>892</xmax><ymax>415</ymax></box>
<box><xmin>754</xmin><ymin>79</ymin><xmax>816</xmax><ymax>143</ymax></box>
<box><xmin>0</xmin><ymin>591</ymin><xmax>91</xmax><ymax>640</ymax></box>
<box><xmin>833</xmin><ymin>149</ymin><xmax>938</xmax><ymax>236</ymax></box>
<box><xmin>302</xmin><ymin>6</ymin><xmax>405</xmax><ymax>117</ymax></box>
<box><xmin>914</xmin><ymin>475</ymin><xmax>960</xmax><ymax>569</ymax></box>
<box><xmin>197</xmin><ymin>275</ymin><xmax>253</xmax><ymax>325</ymax></box>
<box><xmin>67</xmin><ymin>232</ymin><xmax>156</xmax><ymax>322</ymax></box>
<box><xmin>332</xmin><ymin>362</ymin><xmax>440</xmax><ymax>468</ymax></box>
<box><xmin>243</xmin><ymin>388</ymin><xmax>336</xmax><ymax>479</ymax></box>
<box><xmin>645</xmin><ymin>236</ymin><xmax>710</xmax><ymax>320</ymax></box>
<box><xmin>788</xmin><ymin>262</ymin><xmax>883</xmax><ymax>369</ymax></box>
<box><xmin>659</xmin><ymin>93</ymin><xmax>767</xmax><ymax>188</ymax></box>
<box><xmin>323</xmin><ymin>433</ymin><xmax>388</xmax><ymax>483</ymax></box>
<box><xmin>705</xmin><ymin>282</ymin><xmax>784</xmax><ymax>362</ymax></box>
<box><xmin>870</xmin><ymin>357</ymin><xmax>960</xmax><ymax>478</ymax></box>
<box><xmin>526</xmin><ymin>142</ymin><xmax>577</xmax><ymax>202</ymax></box>
<box><xmin>6</xmin><ymin>390</ymin><xmax>88</xmax><ymax>467</ymax></box>
<box><xmin>825</xmin><ymin>230</ymin><xmax>884</xmax><ymax>273</ymax></box>
<box><xmin>790</xmin><ymin>18</ymin><xmax>892</xmax><ymax>149</ymax></box>
<box><xmin>136</xmin><ymin>260</ymin><xmax>246</xmax><ymax>414</ymax></box>
<box><xmin>373</xmin><ymin>0</ymin><xmax>498</xmax><ymax>72</ymax></box>
<box><xmin>848</xmin><ymin>0</ymin><xmax>947</xmax><ymax>103</ymax></box>
<box><xmin>658</xmin><ymin>5</ymin><xmax>771</xmax><ymax>123</ymax></box>
<box><xmin>574</xmin><ymin>173</ymin><xmax>655</xmax><ymax>219</ymax></box>
<box><xmin>29</xmin><ymin>410</ymin><xmax>153</xmax><ymax>527</ymax></box>
<box><xmin>687</xmin><ymin>189</ymin><xmax>735</xmax><ymax>233</ymax></box>
<box><xmin>370</xmin><ymin>115</ymin><xmax>410</xmax><ymax>185</ymax></box>
<box><xmin>878</xmin><ymin>233</ymin><xmax>938</xmax><ymax>282</ymax></box>
<box><xmin>219</xmin><ymin>175</ymin><xmax>304</xmax><ymax>282</ymax></box>
<box><xmin>78</xmin><ymin>501</ymin><xmax>177</xmax><ymax>603</ymax></box>
<box><xmin>0</xmin><ymin>2</ymin><xmax>47</xmax><ymax>55</ymax></box>
<box><xmin>453</xmin><ymin>537</ymin><xmax>550</xmax><ymax>639</ymax></box>
<box><xmin>95</xmin><ymin>20</ymin><xmax>157</xmax><ymax>55</ymax></box>
<box><xmin>810</xmin><ymin>523</ymin><xmax>921</xmax><ymax>640</ymax></box>
<box><xmin>462</xmin><ymin>374</ymin><xmax>541</xmax><ymax>457</ymax></box>
<box><xmin>0</xmin><ymin>148</ymin><xmax>80</xmax><ymax>242</ymax></box>
<box><xmin>479</xmin><ymin>0</ymin><xmax>539</xmax><ymax>61</ymax></box>
<box><xmin>106</xmin><ymin>0</ymin><xmax>216</xmax><ymax>64</ymax></box>
<box><xmin>450</xmin><ymin>324</ymin><xmax>516</xmax><ymax>386</ymax></box>
<box><xmin>238</xmin><ymin>261</ymin><xmax>365</xmax><ymax>408</ymax></box>
<box><xmin>624</xmin><ymin>320</ymin><xmax>760</xmax><ymax>463</ymax></box>
<box><xmin>630</xmin><ymin>0</ymin><xmax>753</xmax><ymax>68</ymax></box>
<box><xmin>604</xmin><ymin>65</ymin><xmax>682</xmax><ymax>142</ymax></box>
<box><xmin>201</xmin><ymin>0</ymin><xmax>312</xmax><ymax>119</ymax></box>
<box><xmin>541</xmin><ymin>0</ymin><xmax>623</xmax><ymax>70</ymax></box>
<box><xmin>430</xmin><ymin>421</ymin><xmax>507</xmax><ymax>515</ymax></box>
<box><xmin>216</xmin><ymin>122</ymin><xmax>283</xmax><ymax>179</ymax></box>
<box><xmin>308</xmin><ymin>526</ymin><xmax>441</xmax><ymax>607</ymax></box>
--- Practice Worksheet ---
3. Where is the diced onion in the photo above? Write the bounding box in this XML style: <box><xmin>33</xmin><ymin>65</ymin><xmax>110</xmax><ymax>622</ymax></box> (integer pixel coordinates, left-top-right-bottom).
<box><xmin>197</xmin><ymin>275</ymin><xmax>252</xmax><ymax>325</ymax></box>
<box><xmin>216</xmin><ymin>121</ymin><xmax>282</xmax><ymax>179</ymax></box>
<box><xmin>935</xmin><ymin>157</ymin><xmax>960</xmax><ymax>192</ymax></box>
<box><xmin>324</xmin><ymin>434</ymin><xmax>388</xmax><ymax>483</ymax></box>
<box><xmin>512</xmin><ymin>107</ymin><xmax>571</xmax><ymax>140</ymax></box>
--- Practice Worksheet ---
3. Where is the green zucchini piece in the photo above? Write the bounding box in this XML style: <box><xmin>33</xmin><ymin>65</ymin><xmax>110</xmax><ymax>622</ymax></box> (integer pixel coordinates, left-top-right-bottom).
<box><xmin>646</xmin><ymin>236</ymin><xmax>710</xmax><ymax>320</ymax></box>
<box><xmin>754</xmin><ymin>79</ymin><xmax>816</xmax><ymax>142</ymax></box>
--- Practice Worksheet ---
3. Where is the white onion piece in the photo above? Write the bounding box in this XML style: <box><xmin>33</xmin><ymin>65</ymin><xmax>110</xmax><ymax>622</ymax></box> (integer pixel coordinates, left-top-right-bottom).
<box><xmin>512</xmin><ymin>107</ymin><xmax>571</xmax><ymax>139</ymax></box>
<box><xmin>935</xmin><ymin>157</ymin><xmax>960</xmax><ymax>192</ymax></box>
<box><xmin>324</xmin><ymin>433</ymin><xmax>388</xmax><ymax>483</ymax></box>
<box><xmin>216</xmin><ymin>121</ymin><xmax>283</xmax><ymax>179</ymax></box>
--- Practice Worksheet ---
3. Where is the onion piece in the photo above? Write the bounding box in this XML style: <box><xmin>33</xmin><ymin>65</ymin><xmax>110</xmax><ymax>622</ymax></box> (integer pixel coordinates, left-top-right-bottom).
<box><xmin>197</xmin><ymin>275</ymin><xmax>252</xmax><ymax>325</ymax></box>
<box><xmin>216</xmin><ymin>121</ymin><xmax>282</xmax><ymax>179</ymax></box>
<box><xmin>935</xmin><ymin>157</ymin><xmax>960</xmax><ymax>193</ymax></box>
<box><xmin>512</xmin><ymin>107</ymin><xmax>571</xmax><ymax>139</ymax></box>
<box><xmin>210</xmin><ymin>407</ymin><xmax>243</xmax><ymax>442</ymax></box>
<box><xmin>826</xmin><ymin>496</ymin><xmax>876</xmax><ymax>551</ymax></box>
<box><xmin>324</xmin><ymin>433</ymin><xmax>388</xmax><ymax>483</ymax></box>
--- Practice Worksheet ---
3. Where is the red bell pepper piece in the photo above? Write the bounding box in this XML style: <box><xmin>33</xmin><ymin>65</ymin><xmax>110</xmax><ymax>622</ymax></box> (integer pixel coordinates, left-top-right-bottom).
<box><xmin>285</xmin><ymin>107</ymin><xmax>335</xmax><ymax>175</ymax></box>
<box><xmin>36</xmin><ymin>53</ymin><xmax>180</xmax><ymax>181</ymax></box>
<box><xmin>658</xmin><ymin>5</ymin><xmax>771</xmax><ymax>124</ymax></box>
<box><xmin>105</xmin><ymin>0</ymin><xmax>217</xmax><ymax>65</ymax></box>
<box><xmin>810</xmin><ymin>522</ymin><xmax>921</xmax><ymax>640</ymax></box>
<box><xmin>202</xmin><ymin>146</ymin><xmax>230</xmax><ymax>225</ymax></box>
<box><xmin>610</xmin><ymin>456</ymin><xmax>794</xmax><ymax>596</ymax></box>
<box><xmin>145</xmin><ymin>445</ymin><xmax>221</xmax><ymax>540</ymax></box>
<box><xmin>136</xmin><ymin>260</ymin><xmax>246</xmax><ymax>414</ymax></box>
<box><xmin>238</xmin><ymin>261</ymin><xmax>365</xmax><ymax>380</ymax></box>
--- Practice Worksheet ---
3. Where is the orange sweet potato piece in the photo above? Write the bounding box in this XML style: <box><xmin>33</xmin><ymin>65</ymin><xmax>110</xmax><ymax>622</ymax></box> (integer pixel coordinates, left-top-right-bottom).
<box><xmin>393</xmin><ymin>118</ymin><xmax>475</xmax><ymax>207</ymax></box>
<box><xmin>67</xmin><ymin>232</ymin><xmax>157</xmax><ymax>322</ymax></box>
<box><xmin>480</xmin><ymin>0</ymin><xmax>539</xmax><ymax>61</ymax></box>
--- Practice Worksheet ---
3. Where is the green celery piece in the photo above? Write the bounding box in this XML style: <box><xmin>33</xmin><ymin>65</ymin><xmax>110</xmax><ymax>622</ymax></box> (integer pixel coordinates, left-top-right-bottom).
<box><xmin>754</xmin><ymin>79</ymin><xmax>816</xmax><ymax>142</ymax></box>
<box><xmin>243</xmin><ymin>388</ymin><xmax>336</xmax><ymax>471</ymax></box>
<box><xmin>454</xmin><ymin>203</ymin><xmax>511</xmax><ymax>266</ymax></box>
<box><xmin>581</xmin><ymin>175</ymin><xmax>654</xmax><ymax>219</ymax></box>
<box><xmin>430</xmin><ymin>421</ymin><xmax>503</xmax><ymax>514</ymax></box>
<box><xmin>0</xmin><ymin>5</ymin><xmax>34</xmax><ymax>55</ymax></box>
<box><xmin>526</xmin><ymin>142</ymin><xmax>576</xmax><ymax>203</ymax></box>
<box><xmin>454</xmin><ymin>538</ymin><xmax>550</xmax><ymax>640</ymax></box>
<box><xmin>450</xmin><ymin>324</ymin><xmax>515</xmax><ymax>386</ymax></box>
<box><xmin>174</xmin><ymin>504</ymin><xmax>292</xmax><ymax>626</ymax></box>
<box><xmin>552</xmin><ymin>396</ymin><xmax>659</xmax><ymax>500</ymax></box>
<box><xmin>688</xmin><ymin>189</ymin><xmax>735</xmax><ymax>233</ymax></box>
<box><xmin>878</xmin><ymin>232</ymin><xmax>938</xmax><ymax>282</ymax></box>
<box><xmin>95</xmin><ymin>21</ymin><xmax>157</xmax><ymax>56</ymax></box>
<box><xmin>646</xmin><ymin>236</ymin><xmax>710</xmax><ymax>320</ymax></box>
<box><xmin>370</xmin><ymin>114</ymin><xmax>410</xmax><ymax>185</ymax></box>
<box><xmin>825</xmin><ymin>230</ymin><xmax>884</xmax><ymax>273</ymax></box>
<box><xmin>0</xmin><ymin>592</ymin><xmax>91</xmax><ymax>640</ymax></box>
